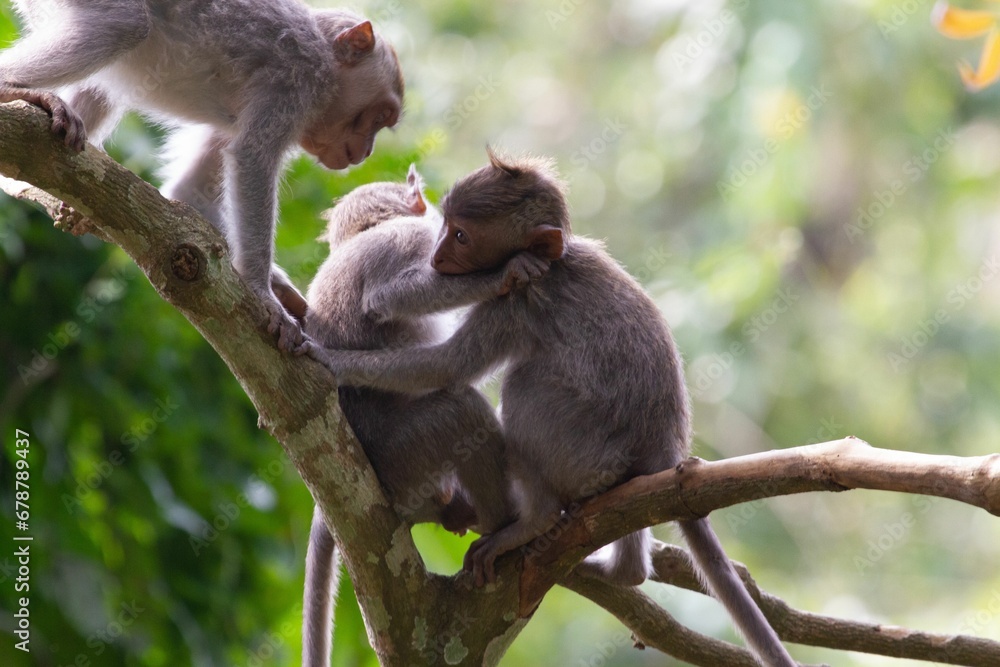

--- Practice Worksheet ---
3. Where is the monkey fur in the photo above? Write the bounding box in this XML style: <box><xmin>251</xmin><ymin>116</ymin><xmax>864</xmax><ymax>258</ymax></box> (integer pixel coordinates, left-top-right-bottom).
<box><xmin>300</xmin><ymin>166</ymin><xmax>549</xmax><ymax>666</ymax></box>
<box><xmin>317</xmin><ymin>149</ymin><xmax>797</xmax><ymax>667</ymax></box>
<box><xmin>0</xmin><ymin>0</ymin><xmax>404</xmax><ymax>351</ymax></box>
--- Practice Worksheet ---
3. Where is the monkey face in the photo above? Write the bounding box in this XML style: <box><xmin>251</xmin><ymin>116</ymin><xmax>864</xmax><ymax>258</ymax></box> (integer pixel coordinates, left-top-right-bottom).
<box><xmin>300</xmin><ymin>99</ymin><xmax>399</xmax><ymax>170</ymax></box>
<box><xmin>432</xmin><ymin>217</ymin><xmax>515</xmax><ymax>275</ymax></box>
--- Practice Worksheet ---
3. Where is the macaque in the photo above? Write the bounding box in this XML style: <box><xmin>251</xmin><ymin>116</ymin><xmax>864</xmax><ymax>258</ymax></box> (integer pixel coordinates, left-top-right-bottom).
<box><xmin>0</xmin><ymin>0</ymin><xmax>404</xmax><ymax>350</ymax></box>
<box><xmin>315</xmin><ymin>150</ymin><xmax>796</xmax><ymax>667</ymax></box>
<box><xmin>301</xmin><ymin>167</ymin><xmax>547</xmax><ymax>667</ymax></box>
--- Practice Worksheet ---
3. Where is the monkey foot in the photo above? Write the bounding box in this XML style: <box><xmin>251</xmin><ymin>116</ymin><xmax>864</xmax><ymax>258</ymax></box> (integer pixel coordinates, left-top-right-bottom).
<box><xmin>1</xmin><ymin>86</ymin><xmax>87</xmax><ymax>152</ymax></box>
<box><xmin>464</xmin><ymin>535</ymin><xmax>500</xmax><ymax>587</ymax></box>
<box><xmin>263</xmin><ymin>297</ymin><xmax>309</xmax><ymax>354</ymax></box>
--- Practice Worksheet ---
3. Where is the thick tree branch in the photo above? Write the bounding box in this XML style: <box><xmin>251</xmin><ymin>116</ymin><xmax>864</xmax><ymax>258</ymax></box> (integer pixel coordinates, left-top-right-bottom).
<box><xmin>523</xmin><ymin>437</ymin><xmax>1000</xmax><ymax>612</ymax></box>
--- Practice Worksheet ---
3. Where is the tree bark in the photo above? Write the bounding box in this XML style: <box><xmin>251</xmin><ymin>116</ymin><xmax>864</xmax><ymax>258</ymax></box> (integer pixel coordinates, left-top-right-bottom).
<box><xmin>4</xmin><ymin>100</ymin><xmax>1000</xmax><ymax>666</ymax></box>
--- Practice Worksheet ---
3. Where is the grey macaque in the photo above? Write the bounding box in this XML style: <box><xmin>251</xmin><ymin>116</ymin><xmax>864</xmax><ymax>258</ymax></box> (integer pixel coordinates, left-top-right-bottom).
<box><xmin>0</xmin><ymin>0</ymin><xmax>405</xmax><ymax>350</ymax></box>
<box><xmin>313</xmin><ymin>150</ymin><xmax>797</xmax><ymax>667</ymax></box>
<box><xmin>301</xmin><ymin>167</ymin><xmax>547</xmax><ymax>666</ymax></box>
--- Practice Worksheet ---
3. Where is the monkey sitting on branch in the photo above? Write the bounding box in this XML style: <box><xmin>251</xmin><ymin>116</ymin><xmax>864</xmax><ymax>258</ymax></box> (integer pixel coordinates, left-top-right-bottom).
<box><xmin>301</xmin><ymin>166</ymin><xmax>550</xmax><ymax>667</ymax></box>
<box><xmin>310</xmin><ymin>148</ymin><xmax>798</xmax><ymax>667</ymax></box>
<box><xmin>0</xmin><ymin>0</ymin><xmax>405</xmax><ymax>351</ymax></box>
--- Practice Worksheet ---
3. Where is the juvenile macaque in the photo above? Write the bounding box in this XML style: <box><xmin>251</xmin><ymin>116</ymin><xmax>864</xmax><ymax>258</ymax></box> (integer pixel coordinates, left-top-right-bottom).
<box><xmin>0</xmin><ymin>0</ymin><xmax>404</xmax><ymax>350</ymax></box>
<box><xmin>301</xmin><ymin>167</ymin><xmax>547</xmax><ymax>666</ymax></box>
<box><xmin>316</xmin><ymin>150</ymin><xmax>796</xmax><ymax>667</ymax></box>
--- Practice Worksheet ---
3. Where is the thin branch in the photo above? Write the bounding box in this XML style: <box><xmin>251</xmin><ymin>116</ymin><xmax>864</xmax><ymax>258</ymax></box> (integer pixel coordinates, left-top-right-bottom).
<box><xmin>562</xmin><ymin>571</ymin><xmax>766</xmax><ymax>667</ymax></box>
<box><xmin>649</xmin><ymin>541</ymin><xmax>1000</xmax><ymax>667</ymax></box>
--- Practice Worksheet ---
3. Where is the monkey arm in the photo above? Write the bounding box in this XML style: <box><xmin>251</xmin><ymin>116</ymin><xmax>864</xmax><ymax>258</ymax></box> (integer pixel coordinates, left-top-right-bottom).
<box><xmin>362</xmin><ymin>251</ymin><xmax>550</xmax><ymax>322</ymax></box>
<box><xmin>311</xmin><ymin>302</ymin><xmax>523</xmax><ymax>392</ymax></box>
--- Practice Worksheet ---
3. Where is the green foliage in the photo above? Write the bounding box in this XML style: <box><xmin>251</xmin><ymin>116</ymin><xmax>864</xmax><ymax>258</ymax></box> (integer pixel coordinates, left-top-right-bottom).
<box><xmin>3</xmin><ymin>1</ymin><xmax>1000</xmax><ymax>666</ymax></box>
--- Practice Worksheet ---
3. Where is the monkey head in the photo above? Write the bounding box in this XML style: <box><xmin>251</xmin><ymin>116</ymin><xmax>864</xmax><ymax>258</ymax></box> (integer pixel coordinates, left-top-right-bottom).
<box><xmin>434</xmin><ymin>147</ymin><xmax>569</xmax><ymax>275</ymax></box>
<box><xmin>321</xmin><ymin>164</ymin><xmax>428</xmax><ymax>245</ymax></box>
<box><xmin>300</xmin><ymin>16</ymin><xmax>404</xmax><ymax>170</ymax></box>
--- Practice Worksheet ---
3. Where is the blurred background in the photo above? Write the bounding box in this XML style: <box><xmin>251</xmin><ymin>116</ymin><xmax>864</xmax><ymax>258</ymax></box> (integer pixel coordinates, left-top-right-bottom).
<box><xmin>3</xmin><ymin>0</ymin><xmax>1000</xmax><ymax>665</ymax></box>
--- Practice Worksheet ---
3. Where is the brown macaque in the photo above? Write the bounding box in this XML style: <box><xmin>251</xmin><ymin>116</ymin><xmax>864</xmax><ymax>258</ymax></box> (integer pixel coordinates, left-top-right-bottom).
<box><xmin>0</xmin><ymin>0</ymin><xmax>404</xmax><ymax>350</ymax></box>
<box><xmin>301</xmin><ymin>166</ymin><xmax>548</xmax><ymax>667</ymax></box>
<box><xmin>315</xmin><ymin>149</ymin><xmax>797</xmax><ymax>667</ymax></box>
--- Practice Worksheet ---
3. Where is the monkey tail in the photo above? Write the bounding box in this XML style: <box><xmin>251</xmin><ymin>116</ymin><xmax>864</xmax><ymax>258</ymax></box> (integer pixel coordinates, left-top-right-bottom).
<box><xmin>679</xmin><ymin>518</ymin><xmax>796</xmax><ymax>667</ymax></box>
<box><xmin>303</xmin><ymin>506</ymin><xmax>340</xmax><ymax>667</ymax></box>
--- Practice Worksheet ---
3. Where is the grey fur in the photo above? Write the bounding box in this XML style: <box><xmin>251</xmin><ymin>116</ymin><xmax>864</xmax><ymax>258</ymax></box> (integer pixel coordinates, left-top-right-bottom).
<box><xmin>1</xmin><ymin>0</ymin><xmax>404</xmax><ymax>352</ymax></box>
<box><xmin>300</xmin><ymin>169</ymin><xmax>547</xmax><ymax>667</ymax></box>
<box><xmin>320</xmin><ymin>155</ymin><xmax>796</xmax><ymax>667</ymax></box>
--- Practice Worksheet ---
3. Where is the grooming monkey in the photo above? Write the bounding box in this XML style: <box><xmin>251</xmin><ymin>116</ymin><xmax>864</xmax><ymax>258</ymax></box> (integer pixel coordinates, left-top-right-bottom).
<box><xmin>0</xmin><ymin>0</ymin><xmax>404</xmax><ymax>350</ymax></box>
<box><xmin>314</xmin><ymin>150</ymin><xmax>797</xmax><ymax>667</ymax></box>
<box><xmin>301</xmin><ymin>167</ymin><xmax>548</xmax><ymax>666</ymax></box>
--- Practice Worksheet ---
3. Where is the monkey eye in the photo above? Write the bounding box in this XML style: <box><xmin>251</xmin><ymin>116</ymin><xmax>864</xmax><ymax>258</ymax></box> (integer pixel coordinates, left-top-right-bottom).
<box><xmin>454</xmin><ymin>229</ymin><xmax>469</xmax><ymax>245</ymax></box>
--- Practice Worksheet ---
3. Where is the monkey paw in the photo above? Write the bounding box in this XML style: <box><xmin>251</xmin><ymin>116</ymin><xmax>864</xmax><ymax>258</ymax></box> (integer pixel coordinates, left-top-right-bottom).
<box><xmin>263</xmin><ymin>295</ymin><xmax>309</xmax><ymax>354</ymax></box>
<box><xmin>464</xmin><ymin>535</ymin><xmax>501</xmax><ymax>587</ymax></box>
<box><xmin>12</xmin><ymin>88</ymin><xmax>87</xmax><ymax>152</ymax></box>
<box><xmin>499</xmin><ymin>252</ymin><xmax>551</xmax><ymax>295</ymax></box>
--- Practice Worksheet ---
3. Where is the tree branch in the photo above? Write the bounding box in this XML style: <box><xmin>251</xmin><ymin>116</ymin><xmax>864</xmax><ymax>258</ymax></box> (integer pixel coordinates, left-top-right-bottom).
<box><xmin>521</xmin><ymin>437</ymin><xmax>1000</xmax><ymax>612</ymax></box>
<box><xmin>649</xmin><ymin>541</ymin><xmax>1000</xmax><ymax>666</ymax></box>
<box><xmin>5</xmin><ymin>100</ymin><xmax>1000</xmax><ymax>666</ymax></box>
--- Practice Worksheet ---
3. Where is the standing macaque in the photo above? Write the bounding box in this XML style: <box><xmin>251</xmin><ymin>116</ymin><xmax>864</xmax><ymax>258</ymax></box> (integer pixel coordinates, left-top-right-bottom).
<box><xmin>301</xmin><ymin>167</ymin><xmax>548</xmax><ymax>667</ymax></box>
<box><xmin>313</xmin><ymin>150</ymin><xmax>797</xmax><ymax>667</ymax></box>
<box><xmin>0</xmin><ymin>0</ymin><xmax>404</xmax><ymax>350</ymax></box>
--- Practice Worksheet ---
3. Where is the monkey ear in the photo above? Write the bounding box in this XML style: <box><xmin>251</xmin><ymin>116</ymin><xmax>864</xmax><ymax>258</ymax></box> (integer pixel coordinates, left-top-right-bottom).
<box><xmin>405</xmin><ymin>165</ymin><xmax>427</xmax><ymax>215</ymax></box>
<box><xmin>526</xmin><ymin>224</ymin><xmax>565</xmax><ymax>260</ymax></box>
<box><xmin>334</xmin><ymin>21</ymin><xmax>376</xmax><ymax>64</ymax></box>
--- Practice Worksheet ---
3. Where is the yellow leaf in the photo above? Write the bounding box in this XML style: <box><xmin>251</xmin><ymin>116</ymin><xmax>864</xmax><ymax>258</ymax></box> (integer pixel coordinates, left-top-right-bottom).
<box><xmin>932</xmin><ymin>2</ymin><xmax>996</xmax><ymax>38</ymax></box>
<box><xmin>960</xmin><ymin>27</ymin><xmax>1000</xmax><ymax>89</ymax></box>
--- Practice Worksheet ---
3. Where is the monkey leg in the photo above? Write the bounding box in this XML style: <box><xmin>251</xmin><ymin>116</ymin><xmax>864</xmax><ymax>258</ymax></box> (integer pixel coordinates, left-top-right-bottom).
<box><xmin>574</xmin><ymin>528</ymin><xmax>652</xmax><ymax>586</ymax></box>
<box><xmin>463</xmin><ymin>475</ymin><xmax>563</xmax><ymax>588</ymax></box>
<box><xmin>0</xmin><ymin>0</ymin><xmax>150</xmax><ymax>150</ymax></box>
<box><xmin>160</xmin><ymin>126</ymin><xmax>228</xmax><ymax>228</ymax></box>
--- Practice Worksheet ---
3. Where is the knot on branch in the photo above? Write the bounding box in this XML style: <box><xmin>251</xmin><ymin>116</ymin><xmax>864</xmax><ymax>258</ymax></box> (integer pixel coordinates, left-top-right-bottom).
<box><xmin>978</xmin><ymin>453</ymin><xmax>1000</xmax><ymax>516</ymax></box>
<box><xmin>170</xmin><ymin>243</ymin><xmax>204</xmax><ymax>282</ymax></box>
<box><xmin>53</xmin><ymin>202</ymin><xmax>95</xmax><ymax>237</ymax></box>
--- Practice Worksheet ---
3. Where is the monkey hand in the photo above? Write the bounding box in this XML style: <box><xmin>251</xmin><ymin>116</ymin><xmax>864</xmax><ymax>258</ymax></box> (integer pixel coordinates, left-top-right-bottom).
<box><xmin>464</xmin><ymin>534</ymin><xmax>502</xmax><ymax>587</ymax></box>
<box><xmin>498</xmin><ymin>252</ymin><xmax>551</xmax><ymax>296</ymax></box>
<box><xmin>301</xmin><ymin>344</ymin><xmax>360</xmax><ymax>385</ymax></box>
<box><xmin>262</xmin><ymin>291</ymin><xmax>309</xmax><ymax>354</ymax></box>
<box><xmin>1</xmin><ymin>87</ymin><xmax>87</xmax><ymax>152</ymax></box>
